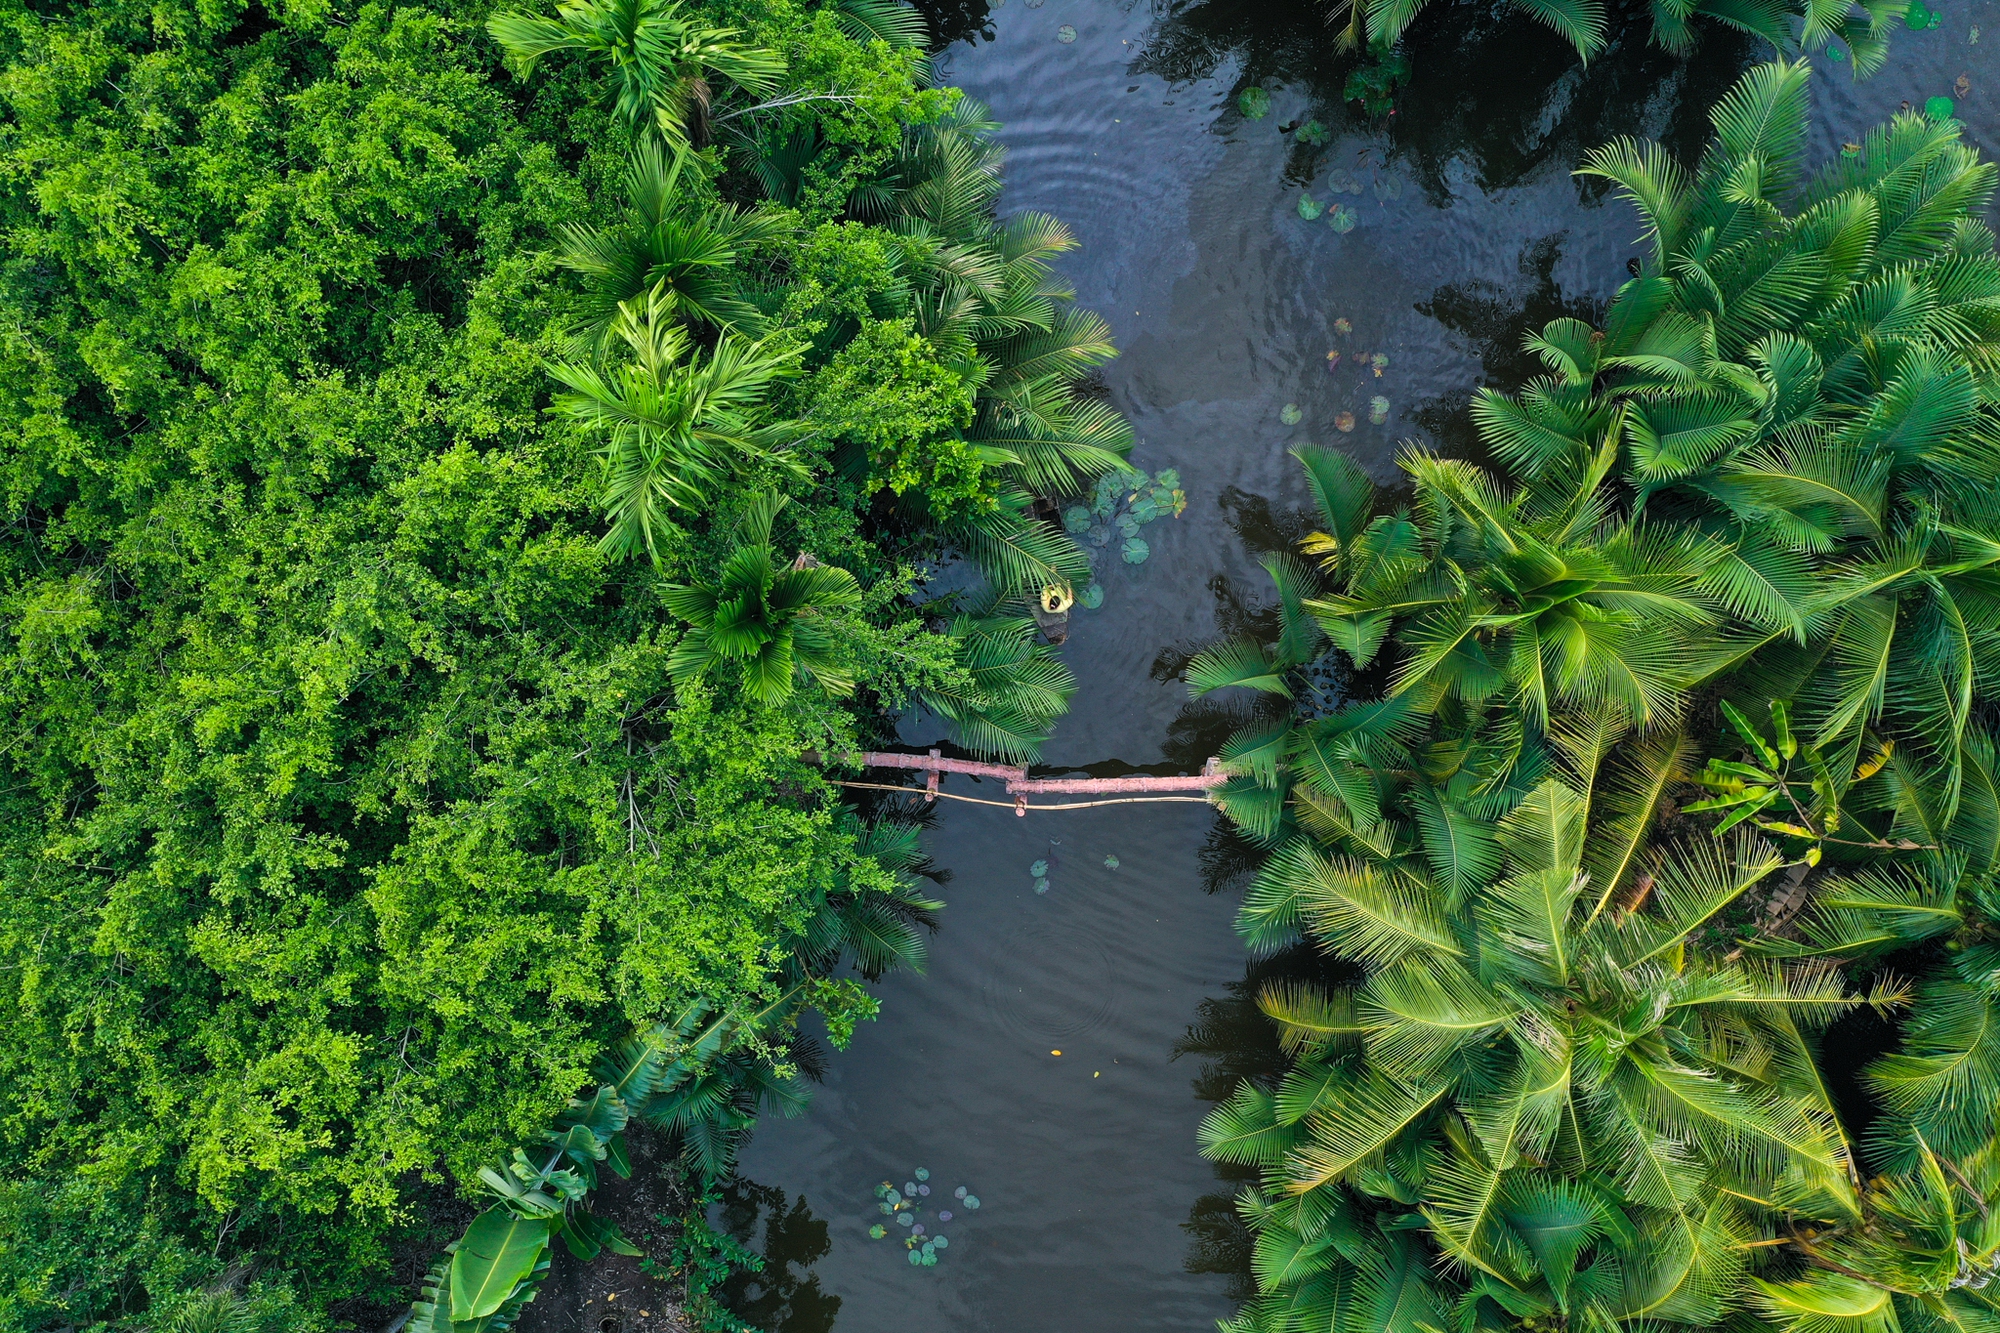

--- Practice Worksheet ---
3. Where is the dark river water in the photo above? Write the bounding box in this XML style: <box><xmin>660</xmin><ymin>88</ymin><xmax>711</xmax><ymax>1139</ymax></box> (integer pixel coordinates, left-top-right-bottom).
<box><xmin>724</xmin><ymin>0</ymin><xmax>2000</xmax><ymax>1327</ymax></box>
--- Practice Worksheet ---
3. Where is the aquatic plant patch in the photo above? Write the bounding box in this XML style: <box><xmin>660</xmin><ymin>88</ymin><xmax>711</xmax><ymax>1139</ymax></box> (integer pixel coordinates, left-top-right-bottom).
<box><xmin>1062</xmin><ymin>467</ymin><xmax>1186</xmax><ymax>581</ymax></box>
<box><xmin>866</xmin><ymin>1169</ymin><xmax>985</xmax><ymax>1266</ymax></box>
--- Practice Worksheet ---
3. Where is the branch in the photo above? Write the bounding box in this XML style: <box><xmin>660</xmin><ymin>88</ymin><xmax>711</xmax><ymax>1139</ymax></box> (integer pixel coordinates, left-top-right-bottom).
<box><xmin>713</xmin><ymin>91</ymin><xmax>863</xmax><ymax>124</ymax></box>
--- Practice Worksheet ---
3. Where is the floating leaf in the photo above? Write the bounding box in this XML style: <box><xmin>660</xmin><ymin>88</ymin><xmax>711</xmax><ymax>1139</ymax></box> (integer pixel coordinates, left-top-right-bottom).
<box><xmin>909</xmin><ymin>1249</ymin><xmax>924</xmax><ymax>1265</ymax></box>
<box><xmin>912</xmin><ymin>1223</ymin><xmax>926</xmax><ymax>1236</ymax></box>
<box><xmin>933</xmin><ymin>1234</ymin><xmax>950</xmax><ymax>1248</ymax></box>
<box><xmin>1926</xmin><ymin>94</ymin><xmax>1956</xmax><ymax>118</ymax></box>
<box><xmin>1369</xmin><ymin>395</ymin><xmax>1390</xmax><ymax>424</ymax></box>
<box><xmin>1297</xmin><ymin>118</ymin><xmax>1329</xmax><ymax>146</ymax></box>
<box><xmin>918</xmin><ymin>1184</ymin><xmax>931</xmax><ymax>1196</ymax></box>
<box><xmin>1155</xmin><ymin>468</ymin><xmax>1180</xmax><ymax>488</ymax></box>
<box><xmin>1372</xmin><ymin>353</ymin><xmax>1389</xmax><ymax>369</ymax></box>
<box><xmin>1130</xmin><ymin>499</ymin><xmax>1159</xmax><ymax>523</ymax></box>
<box><xmin>938</xmin><ymin>1210</ymin><xmax>954</xmax><ymax>1221</ymax></box>
<box><xmin>898</xmin><ymin>1212</ymin><xmax>915</xmax><ymax>1227</ymax></box>
<box><xmin>1335</xmin><ymin>411</ymin><xmax>1355</xmax><ymax>432</ymax></box>
<box><xmin>879</xmin><ymin>1201</ymin><xmax>895</xmax><ymax>1215</ymax></box>
<box><xmin>1297</xmin><ymin>195</ymin><xmax>1324</xmax><ymax>221</ymax></box>
<box><xmin>903</xmin><ymin>1182</ymin><xmax>917</xmax><ymax>1196</ymax></box>
<box><xmin>1087</xmin><ymin>524</ymin><xmax>1112</xmax><ymax>548</ymax></box>
<box><xmin>1121</xmin><ymin>538</ymin><xmax>1149</xmax><ymax>564</ymax></box>
<box><xmin>1333</xmin><ymin>317</ymin><xmax>1352</xmax><ymax>335</ymax></box>
<box><xmin>1103</xmin><ymin>854</ymin><xmax>1120</xmax><ymax>869</ymax></box>
<box><xmin>921</xmin><ymin>1251</ymin><xmax>938</xmax><ymax>1267</ymax></box>
<box><xmin>915</xmin><ymin>1168</ymin><xmax>929</xmax><ymax>1181</ymax></box>
<box><xmin>1239</xmin><ymin>87</ymin><xmax>1270</xmax><ymax>119</ymax></box>
<box><xmin>870</xmin><ymin>1225</ymin><xmax>887</xmax><ymax>1239</ymax></box>
<box><xmin>1056</xmin><ymin>23</ymin><xmax>1076</xmax><ymax>40</ymax></box>
<box><xmin>1328</xmin><ymin>168</ymin><xmax>1358</xmax><ymax>194</ymax></box>
<box><xmin>1374</xmin><ymin>175</ymin><xmax>1403</xmax><ymax>201</ymax></box>
<box><xmin>1062</xmin><ymin>505</ymin><xmax>1092</xmax><ymax>534</ymax></box>
<box><xmin>921</xmin><ymin>1242</ymin><xmax>935</xmax><ymax>1257</ymax></box>
<box><xmin>1330</xmin><ymin>205</ymin><xmax>1357</xmax><ymax>233</ymax></box>
<box><xmin>1079</xmin><ymin>583</ymin><xmax>1104</xmax><ymax>610</ymax></box>
<box><xmin>1028</xmin><ymin>859</ymin><xmax>1048</xmax><ymax>877</ymax></box>
<box><xmin>1034</xmin><ymin>878</ymin><xmax>1050</xmax><ymax>893</ymax></box>
<box><xmin>1149</xmin><ymin>485</ymin><xmax>1173</xmax><ymax>505</ymax></box>
<box><xmin>964</xmin><ymin>1195</ymin><xmax>982</xmax><ymax>1209</ymax></box>
<box><xmin>954</xmin><ymin>1186</ymin><xmax>968</xmax><ymax>1199</ymax></box>
<box><xmin>1280</xmin><ymin>403</ymin><xmax>1303</xmax><ymax>425</ymax></box>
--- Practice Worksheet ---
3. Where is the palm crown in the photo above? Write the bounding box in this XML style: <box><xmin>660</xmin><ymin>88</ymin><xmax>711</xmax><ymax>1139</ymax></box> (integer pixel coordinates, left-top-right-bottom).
<box><xmin>487</xmin><ymin>0</ymin><xmax>785</xmax><ymax>146</ymax></box>
<box><xmin>664</xmin><ymin>492</ymin><xmax>863</xmax><ymax>705</ymax></box>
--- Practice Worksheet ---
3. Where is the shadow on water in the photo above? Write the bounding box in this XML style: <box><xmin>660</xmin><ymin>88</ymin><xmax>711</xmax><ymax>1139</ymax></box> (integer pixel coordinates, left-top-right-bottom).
<box><xmin>1132</xmin><ymin>0</ymin><xmax>1758</xmax><ymax>204</ymax></box>
<box><xmin>1174</xmin><ymin>946</ymin><xmax>1365</xmax><ymax>1293</ymax></box>
<box><xmin>1409</xmin><ymin>231</ymin><xmax>1607</xmax><ymax>456</ymax></box>
<box><xmin>719</xmin><ymin>1181</ymin><xmax>843</xmax><ymax>1333</ymax></box>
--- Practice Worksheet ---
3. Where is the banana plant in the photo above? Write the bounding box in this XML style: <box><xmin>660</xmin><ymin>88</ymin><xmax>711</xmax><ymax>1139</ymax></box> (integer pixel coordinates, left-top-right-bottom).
<box><xmin>1685</xmin><ymin>698</ymin><xmax>1915</xmax><ymax>863</ymax></box>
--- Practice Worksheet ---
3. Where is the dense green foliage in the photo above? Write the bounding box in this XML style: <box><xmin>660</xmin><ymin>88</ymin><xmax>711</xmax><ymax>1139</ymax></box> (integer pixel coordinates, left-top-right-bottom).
<box><xmin>1194</xmin><ymin>64</ymin><xmax>2000</xmax><ymax>1333</ymax></box>
<box><xmin>0</xmin><ymin>0</ymin><xmax>1122</xmax><ymax>1322</ymax></box>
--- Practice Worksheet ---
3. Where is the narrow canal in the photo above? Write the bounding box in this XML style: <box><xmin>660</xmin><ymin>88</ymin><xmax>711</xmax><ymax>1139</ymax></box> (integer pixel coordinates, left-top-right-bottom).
<box><xmin>725</xmin><ymin>0</ymin><xmax>2000</xmax><ymax>1326</ymax></box>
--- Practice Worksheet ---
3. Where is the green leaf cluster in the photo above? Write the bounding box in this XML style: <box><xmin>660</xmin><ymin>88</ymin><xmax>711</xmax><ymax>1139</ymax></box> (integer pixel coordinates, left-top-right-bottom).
<box><xmin>1195</xmin><ymin>63</ymin><xmax>2000</xmax><ymax>1333</ymax></box>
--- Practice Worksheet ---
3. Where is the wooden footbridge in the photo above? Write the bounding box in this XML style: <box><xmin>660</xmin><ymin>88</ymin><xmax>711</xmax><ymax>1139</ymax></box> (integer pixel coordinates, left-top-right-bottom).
<box><xmin>834</xmin><ymin>750</ymin><xmax>1228</xmax><ymax>815</ymax></box>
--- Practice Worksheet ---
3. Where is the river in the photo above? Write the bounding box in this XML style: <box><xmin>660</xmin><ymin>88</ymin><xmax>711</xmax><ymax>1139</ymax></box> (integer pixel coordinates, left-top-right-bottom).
<box><xmin>723</xmin><ymin>0</ymin><xmax>2000</xmax><ymax>1327</ymax></box>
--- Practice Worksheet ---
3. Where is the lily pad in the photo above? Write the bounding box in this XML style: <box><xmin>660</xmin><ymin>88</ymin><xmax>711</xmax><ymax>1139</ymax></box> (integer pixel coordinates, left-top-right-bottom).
<box><xmin>915</xmin><ymin>1168</ymin><xmax>929</xmax><ymax>1181</ymax></box>
<box><xmin>1330</xmin><ymin>205</ymin><xmax>1357</xmax><ymax>233</ymax></box>
<box><xmin>1056</xmin><ymin>23</ymin><xmax>1076</xmax><ymax>40</ymax></box>
<box><xmin>909</xmin><ymin>1250</ymin><xmax>924</xmax><ymax>1265</ymax></box>
<box><xmin>1029</xmin><ymin>859</ymin><xmax>1048</xmax><ymax>877</ymax></box>
<box><xmin>870</xmin><ymin>1224</ymin><xmax>887</xmax><ymax>1239</ymax></box>
<box><xmin>1062</xmin><ymin>505</ymin><xmax>1092</xmax><ymax>534</ymax></box>
<box><xmin>879</xmin><ymin>1201</ymin><xmax>894</xmax><ymax>1214</ymax></box>
<box><xmin>1927</xmin><ymin>94</ymin><xmax>1956</xmax><ymax>119</ymax></box>
<box><xmin>1087</xmin><ymin>523</ymin><xmax>1112</xmax><ymax>547</ymax></box>
<box><xmin>1034</xmin><ymin>878</ymin><xmax>1050</xmax><ymax>894</ymax></box>
<box><xmin>898</xmin><ymin>1212</ymin><xmax>915</xmax><ymax>1227</ymax></box>
<box><xmin>954</xmin><ymin>1186</ymin><xmax>968</xmax><ymax>1199</ymax></box>
<box><xmin>1297</xmin><ymin>194</ymin><xmax>1323</xmax><ymax>221</ymax></box>
<box><xmin>1131</xmin><ymin>499</ymin><xmax>1160</xmax><ymax>523</ymax></box>
<box><xmin>938</xmin><ymin>1210</ymin><xmax>954</xmax><ymax>1221</ymax></box>
<box><xmin>918</xmin><ymin>1184</ymin><xmax>931</xmax><ymax>1196</ymax></box>
<box><xmin>1103</xmin><ymin>854</ymin><xmax>1120</xmax><ymax>869</ymax></box>
<box><xmin>964</xmin><ymin>1195</ymin><xmax>982</xmax><ymax>1209</ymax></box>
<box><xmin>1335</xmin><ymin>411</ymin><xmax>1355</xmax><ymax>433</ymax></box>
<box><xmin>1079</xmin><ymin>583</ymin><xmax>1104</xmax><ymax>610</ymax></box>
<box><xmin>1155</xmin><ymin>468</ymin><xmax>1180</xmax><ymax>488</ymax></box>
<box><xmin>933</xmin><ymin>1234</ymin><xmax>950</xmax><ymax>1249</ymax></box>
<box><xmin>921</xmin><ymin>1241</ymin><xmax>935</xmax><ymax>1256</ymax></box>
<box><xmin>921</xmin><ymin>1251</ymin><xmax>938</xmax><ymax>1267</ymax></box>
<box><xmin>912</xmin><ymin>1224</ymin><xmax>926</xmax><ymax>1236</ymax></box>
<box><xmin>1121</xmin><ymin>538</ymin><xmax>1149</xmax><ymax>564</ymax></box>
<box><xmin>1372</xmin><ymin>353</ymin><xmax>1390</xmax><ymax>370</ymax></box>
<box><xmin>1297</xmin><ymin>118</ymin><xmax>1330</xmax><ymax>146</ymax></box>
<box><xmin>1239</xmin><ymin>87</ymin><xmax>1270</xmax><ymax>119</ymax></box>
<box><xmin>1374</xmin><ymin>175</ymin><xmax>1404</xmax><ymax>201</ymax></box>
<box><xmin>1117</xmin><ymin>515</ymin><xmax>1141</xmax><ymax>537</ymax></box>
<box><xmin>1369</xmin><ymin>395</ymin><xmax>1390</xmax><ymax>424</ymax></box>
<box><xmin>904</xmin><ymin>1182</ymin><xmax>917</xmax><ymax>1196</ymax></box>
<box><xmin>1280</xmin><ymin>402</ymin><xmax>1303</xmax><ymax>425</ymax></box>
<box><xmin>1333</xmin><ymin>317</ymin><xmax>1352</xmax><ymax>335</ymax></box>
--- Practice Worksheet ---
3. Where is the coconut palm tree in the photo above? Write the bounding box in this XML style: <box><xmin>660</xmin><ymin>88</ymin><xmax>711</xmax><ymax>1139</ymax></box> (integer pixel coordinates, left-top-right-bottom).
<box><xmin>911</xmin><ymin>612</ymin><xmax>1078</xmax><ymax>762</ymax></box>
<box><xmin>1489</xmin><ymin>60</ymin><xmax>2000</xmax><ymax>828</ymax></box>
<box><xmin>664</xmin><ymin>492</ymin><xmax>863</xmax><ymax>705</ymax></box>
<box><xmin>548</xmin><ymin>286</ymin><xmax>805</xmax><ymax>566</ymax></box>
<box><xmin>1201</xmin><ymin>755</ymin><xmax>1906</xmax><ymax>1332</ymax></box>
<box><xmin>1190</xmin><ymin>442</ymin><xmax>1732</xmax><ymax>737</ymax></box>
<box><xmin>487</xmin><ymin>0</ymin><xmax>785</xmax><ymax>146</ymax></box>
